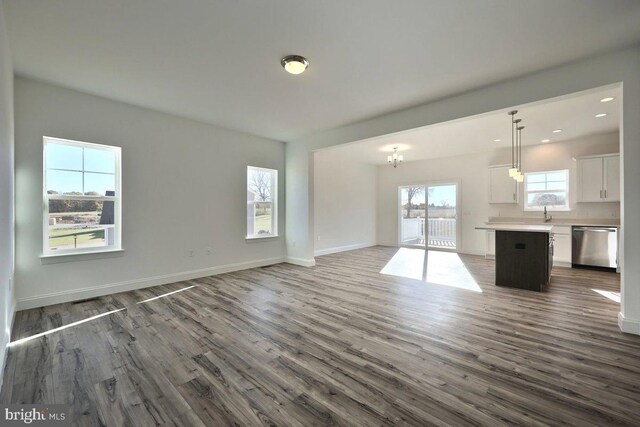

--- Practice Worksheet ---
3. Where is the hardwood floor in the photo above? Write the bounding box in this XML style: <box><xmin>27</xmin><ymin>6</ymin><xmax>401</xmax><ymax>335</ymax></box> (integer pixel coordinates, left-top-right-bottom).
<box><xmin>2</xmin><ymin>246</ymin><xmax>639</xmax><ymax>426</ymax></box>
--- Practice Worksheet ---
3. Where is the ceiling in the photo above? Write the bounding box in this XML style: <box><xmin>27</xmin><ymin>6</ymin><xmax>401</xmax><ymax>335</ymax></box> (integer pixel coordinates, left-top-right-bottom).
<box><xmin>321</xmin><ymin>86</ymin><xmax>620</xmax><ymax>164</ymax></box>
<box><xmin>3</xmin><ymin>0</ymin><xmax>640</xmax><ymax>141</ymax></box>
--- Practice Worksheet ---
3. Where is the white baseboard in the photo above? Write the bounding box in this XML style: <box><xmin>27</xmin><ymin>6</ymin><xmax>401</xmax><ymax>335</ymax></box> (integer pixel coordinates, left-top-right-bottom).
<box><xmin>314</xmin><ymin>242</ymin><xmax>376</xmax><ymax>257</ymax></box>
<box><xmin>285</xmin><ymin>256</ymin><xmax>316</xmax><ymax>267</ymax></box>
<box><xmin>618</xmin><ymin>312</ymin><xmax>640</xmax><ymax>335</ymax></box>
<box><xmin>16</xmin><ymin>256</ymin><xmax>285</xmax><ymax>311</ymax></box>
<box><xmin>554</xmin><ymin>261</ymin><xmax>572</xmax><ymax>268</ymax></box>
<box><xmin>458</xmin><ymin>249</ymin><xmax>485</xmax><ymax>256</ymax></box>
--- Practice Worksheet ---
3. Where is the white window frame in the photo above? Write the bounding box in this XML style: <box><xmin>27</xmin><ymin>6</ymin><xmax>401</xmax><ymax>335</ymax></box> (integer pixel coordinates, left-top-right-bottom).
<box><xmin>246</xmin><ymin>166</ymin><xmax>278</xmax><ymax>239</ymax></box>
<box><xmin>43</xmin><ymin>136</ymin><xmax>122</xmax><ymax>256</ymax></box>
<box><xmin>523</xmin><ymin>169</ymin><xmax>570</xmax><ymax>211</ymax></box>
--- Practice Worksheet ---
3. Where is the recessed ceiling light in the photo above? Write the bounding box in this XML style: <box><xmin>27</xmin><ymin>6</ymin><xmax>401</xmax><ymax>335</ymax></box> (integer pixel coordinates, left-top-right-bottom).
<box><xmin>541</xmin><ymin>139</ymin><xmax>551</xmax><ymax>143</ymax></box>
<box><xmin>595</xmin><ymin>113</ymin><xmax>607</xmax><ymax>118</ymax></box>
<box><xmin>493</xmin><ymin>139</ymin><xmax>501</xmax><ymax>142</ymax></box>
<box><xmin>281</xmin><ymin>55</ymin><xmax>309</xmax><ymax>75</ymax></box>
<box><xmin>600</xmin><ymin>97</ymin><xmax>615</xmax><ymax>103</ymax></box>
<box><xmin>552</xmin><ymin>129</ymin><xmax>562</xmax><ymax>133</ymax></box>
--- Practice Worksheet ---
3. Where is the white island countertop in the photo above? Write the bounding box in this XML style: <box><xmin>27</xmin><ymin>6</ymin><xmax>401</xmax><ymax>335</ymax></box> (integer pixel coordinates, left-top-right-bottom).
<box><xmin>475</xmin><ymin>224</ymin><xmax>553</xmax><ymax>233</ymax></box>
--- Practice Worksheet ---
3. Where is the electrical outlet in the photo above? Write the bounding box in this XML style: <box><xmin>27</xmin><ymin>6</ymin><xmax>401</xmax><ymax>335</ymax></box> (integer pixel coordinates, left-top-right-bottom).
<box><xmin>206</xmin><ymin>247</ymin><xmax>211</xmax><ymax>255</ymax></box>
<box><xmin>188</xmin><ymin>250</ymin><xmax>194</xmax><ymax>257</ymax></box>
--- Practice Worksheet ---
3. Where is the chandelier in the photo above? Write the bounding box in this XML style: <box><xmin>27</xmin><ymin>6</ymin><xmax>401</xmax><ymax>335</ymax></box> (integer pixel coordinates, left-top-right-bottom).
<box><xmin>508</xmin><ymin>111</ymin><xmax>524</xmax><ymax>182</ymax></box>
<box><xmin>387</xmin><ymin>147</ymin><xmax>403</xmax><ymax>168</ymax></box>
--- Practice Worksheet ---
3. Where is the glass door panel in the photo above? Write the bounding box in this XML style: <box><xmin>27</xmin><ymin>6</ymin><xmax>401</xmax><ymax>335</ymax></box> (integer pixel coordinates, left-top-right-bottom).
<box><xmin>427</xmin><ymin>184</ymin><xmax>457</xmax><ymax>250</ymax></box>
<box><xmin>399</xmin><ymin>186</ymin><xmax>426</xmax><ymax>247</ymax></box>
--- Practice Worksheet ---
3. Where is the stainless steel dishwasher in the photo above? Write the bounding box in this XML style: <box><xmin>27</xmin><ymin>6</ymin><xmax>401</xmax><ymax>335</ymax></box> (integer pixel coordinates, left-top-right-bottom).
<box><xmin>572</xmin><ymin>226</ymin><xmax>618</xmax><ymax>270</ymax></box>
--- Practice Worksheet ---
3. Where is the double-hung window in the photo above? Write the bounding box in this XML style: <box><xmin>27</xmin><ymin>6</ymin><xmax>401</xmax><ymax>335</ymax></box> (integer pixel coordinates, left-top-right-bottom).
<box><xmin>247</xmin><ymin>166</ymin><xmax>277</xmax><ymax>238</ymax></box>
<box><xmin>43</xmin><ymin>137</ymin><xmax>122</xmax><ymax>255</ymax></box>
<box><xmin>524</xmin><ymin>169</ymin><xmax>569</xmax><ymax>211</ymax></box>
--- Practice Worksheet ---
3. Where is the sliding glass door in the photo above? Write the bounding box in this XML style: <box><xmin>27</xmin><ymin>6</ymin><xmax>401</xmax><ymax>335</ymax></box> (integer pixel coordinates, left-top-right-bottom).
<box><xmin>399</xmin><ymin>183</ymin><xmax>457</xmax><ymax>250</ymax></box>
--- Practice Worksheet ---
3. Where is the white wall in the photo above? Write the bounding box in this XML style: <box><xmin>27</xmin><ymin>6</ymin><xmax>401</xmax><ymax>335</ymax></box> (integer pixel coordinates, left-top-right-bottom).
<box><xmin>377</xmin><ymin>133</ymin><xmax>620</xmax><ymax>255</ymax></box>
<box><xmin>0</xmin><ymin>2</ymin><xmax>15</xmax><ymax>390</ymax></box>
<box><xmin>14</xmin><ymin>77</ymin><xmax>285</xmax><ymax>309</ymax></box>
<box><xmin>286</xmin><ymin>44</ymin><xmax>640</xmax><ymax>334</ymax></box>
<box><xmin>314</xmin><ymin>151</ymin><xmax>376</xmax><ymax>255</ymax></box>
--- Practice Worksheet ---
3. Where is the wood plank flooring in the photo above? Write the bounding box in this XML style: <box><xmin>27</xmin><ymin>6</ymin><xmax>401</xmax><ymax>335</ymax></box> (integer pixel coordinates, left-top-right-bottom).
<box><xmin>2</xmin><ymin>246</ymin><xmax>639</xmax><ymax>426</ymax></box>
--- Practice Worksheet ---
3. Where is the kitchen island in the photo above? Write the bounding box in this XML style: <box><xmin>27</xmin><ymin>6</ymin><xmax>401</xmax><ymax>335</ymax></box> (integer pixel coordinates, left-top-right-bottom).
<box><xmin>476</xmin><ymin>224</ymin><xmax>553</xmax><ymax>291</ymax></box>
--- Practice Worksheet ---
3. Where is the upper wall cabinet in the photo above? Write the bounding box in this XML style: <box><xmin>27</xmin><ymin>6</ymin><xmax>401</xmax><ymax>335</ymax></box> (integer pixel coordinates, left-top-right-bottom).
<box><xmin>489</xmin><ymin>165</ymin><xmax>518</xmax><ymax>204</ymax></box>
<box><xmin>576</xmin><ymin>154</ymin><xmax>620</xmax><ymax>202</ymax></box>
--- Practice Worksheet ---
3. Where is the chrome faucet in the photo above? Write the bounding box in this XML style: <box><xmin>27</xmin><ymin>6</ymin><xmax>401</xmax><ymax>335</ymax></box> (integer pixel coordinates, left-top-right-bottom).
<box><xmin>543</xmin><ymin>206</ymin><xmax>552</xmax><ymax>223</ymax></box>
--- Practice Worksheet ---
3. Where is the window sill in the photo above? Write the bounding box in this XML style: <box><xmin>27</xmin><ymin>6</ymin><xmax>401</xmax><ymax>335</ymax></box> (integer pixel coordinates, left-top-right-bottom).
<box><xmin>245</xmin><ymin>234</ymin><xmax>279</xmax><ymax>240</ymax></box>
<box><xmin>40</xmin><ymin>248</ymin><xmax>125</xmax><ymax>264</ymax></box>
<box><xmin>523</xmin><ymin>208</ymin><xmax>571</xmax><ymax>212</ymax></box>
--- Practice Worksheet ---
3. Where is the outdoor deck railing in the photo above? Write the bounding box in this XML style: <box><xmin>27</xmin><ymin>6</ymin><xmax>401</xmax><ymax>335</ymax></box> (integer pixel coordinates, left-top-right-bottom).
<box><xmin>401</xmin><ymin>217</ymin><xmax>456</xmax><ymax>246</ymax></box>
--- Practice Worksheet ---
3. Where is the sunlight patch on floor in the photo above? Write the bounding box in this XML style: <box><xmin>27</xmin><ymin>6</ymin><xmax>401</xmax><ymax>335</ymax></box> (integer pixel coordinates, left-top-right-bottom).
<box><xmin>592</xmin><ymin>289</ymin><xmax>621</xmax><ymax>303</ymax></box>
<box><xmin>9</xmin><ymin>285</ymin><xmax>200</xmax><ymax>347</ymax></box>
<box><xmin>380</xmin><ymin>248</ymin><xmax>482</xmax><ymax>292</ymax></box>
<box><xmin>9</xmin><ymin>308</ymin><xmax>126</xmax><ymax>347</ymax></box>
<box><xmin>137</xmin><ymin>285</ymin><xmax>197</xmax><ymax>304</ymax></box>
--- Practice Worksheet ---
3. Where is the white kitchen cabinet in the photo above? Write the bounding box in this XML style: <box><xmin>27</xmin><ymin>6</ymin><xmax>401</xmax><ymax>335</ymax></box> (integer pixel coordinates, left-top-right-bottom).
<box><xmin>577</xmin><ymin>154</ymin><xmax>620</xmax><ymax>202</ymax></box>
<box><xmin>489</xmin><ymin>165</ymin><xmax>518</xmax><ymax>204</ymax></box>
<box><xmin>551</xmin><ymin>225</ymin><xmax>572</xmax><ymax>267</ymax></box>
<box><xmin>485</xmin><ymin>230</ymin><xmax>495</xmax><ymax>259</ymax></box>
<box><xmin>603</xmin><ymin>155</ymin><xmax>620</xmax><ymax>201</ymax></box>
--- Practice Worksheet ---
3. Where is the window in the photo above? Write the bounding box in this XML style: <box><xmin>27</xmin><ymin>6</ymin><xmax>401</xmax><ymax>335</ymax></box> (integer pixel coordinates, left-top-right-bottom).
<box><xmin>524</xmin><ymin>169</ymin><xmax>569</xmax><ymax>211</ymax></box>
<box><xmin>43</xmin><ymin>137</ymin><xmax>122</xmax><ymax>255</ymax></box>
<box><xmin>247</xmin><ymin>166</ymin><xmax>277</xmax><ymax>238</ymax></box>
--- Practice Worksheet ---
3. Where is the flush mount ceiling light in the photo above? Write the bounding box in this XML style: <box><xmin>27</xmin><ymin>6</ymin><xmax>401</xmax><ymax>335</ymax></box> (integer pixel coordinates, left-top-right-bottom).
<box><xmin>387</xmin><ymin>147</ymin><xmax>403</xmax><ymax>168</ymax></box>
<box><xmin>595</xmin><ymin>113</ymin><xmax>607</xmax><ymax>118</ymax></box>
<box><xmin>281</xmin><ymin>55</ymin><xmax>309</xmax><ymax>75</ymax></box>
<box><xmin>552</xmin><ymin>129</ymin><xmax>562</xmax><ymax>133</ymax></box>
<box><xmin>541</xmin><ymin>139</ymin><xmax>551</xmax><ymax>143</ymax></box>
<box><xmin>493</xmin><ymin>139</ymin><xmax>501</xmax><ymax>142</ymax></box>
<box><xmin>600</xmin><ymin>97</ymin><xmax>615</xmax><ymax>103</ymax></box>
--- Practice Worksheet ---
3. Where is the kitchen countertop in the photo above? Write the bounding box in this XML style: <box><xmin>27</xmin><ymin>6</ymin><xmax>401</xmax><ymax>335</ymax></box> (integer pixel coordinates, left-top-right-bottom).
<box><xmin>486</xmin><ymin>217</ymin><xmax>619</xmax><ymax>228</ymax></box>
<box><xmin>475</xmin><ymin>224</ymin><xmax>553</xmax><ymax>233</ymax></box>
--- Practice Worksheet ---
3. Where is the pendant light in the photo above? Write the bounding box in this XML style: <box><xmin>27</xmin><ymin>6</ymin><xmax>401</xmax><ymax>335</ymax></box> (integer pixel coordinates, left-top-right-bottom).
<box><xmin>508</xmin><ymin>111</ymin><xmax>519</xmax><ymax>178</ymax></box>
<box><xmin>507</xmin><ymin>110</ymin><xmax>525</xmax><ymax>181</ymax></box>
<box><xmin>516</xmin><ymin>123</ymin><xmax>524</xmax><ymax>182</ymax></box>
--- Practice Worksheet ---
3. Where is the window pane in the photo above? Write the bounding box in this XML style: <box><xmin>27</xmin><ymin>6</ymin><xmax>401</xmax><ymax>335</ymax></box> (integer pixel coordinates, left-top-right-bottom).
<box><xmin>84</xmin><ymin>172</ymin><xmax>116</xmax><ymax>196</ymax></box>
<box><xmin>247</xmin><ymin>166</ymin><xmax>276</xmax><ymax>237</ymax></box>
<box><xmin>255</xmin><ymin>202</ymin><xmax>273</xmax><ymax>235</ymax></box>
<box><xmin>527</xmin><ymin>182</ymin><xmax>547</xmax><ymax>191</ymax></box>
<box><xmin>47</xmin><ymin>143</ymin><xmax>82</xmax><ymax>170</ymax></box>
<box><xmin>527</xmin><ymin>191</ymin><xmax>567</xmax><ymax>208</ymax></box>
<box><xmin>248</xmin><ymin>169</ymin><xmax>273</xmax><ymax>202</ymax></box>
<box><xmin>546</xmin><ymin>171</ymin><xmax>567</xmax><ymax>182</ymax></box>
<box><xmin>47</xmin><ymin>169</ymin><xmax>83</xmax><ymax>194</ymax></box>
<box><xmin>526</xmin><ymin>173</ymin><xmax>546</xmax><ymax>183</ymax></box>
<box><xmin>47</xmin><ymin>199</ymin><xmax>115</xmax><ymax>251</ymax></box>
<box><xmin>545</xmin><ymin>180</ymin><xmax>566</xmax><ymax>191</ymax></box>
<box><xmin>84</xmin><ymin>147</ymin><xmax>116</xmax><ymax>173</ymax></box>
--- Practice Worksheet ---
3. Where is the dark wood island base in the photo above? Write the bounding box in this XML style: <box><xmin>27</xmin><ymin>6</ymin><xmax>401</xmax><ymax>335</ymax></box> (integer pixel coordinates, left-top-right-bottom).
<box><xmin>495</xmin><ymin>230</ymin><xmax>552</xmax><ymax>291</ymax></box>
